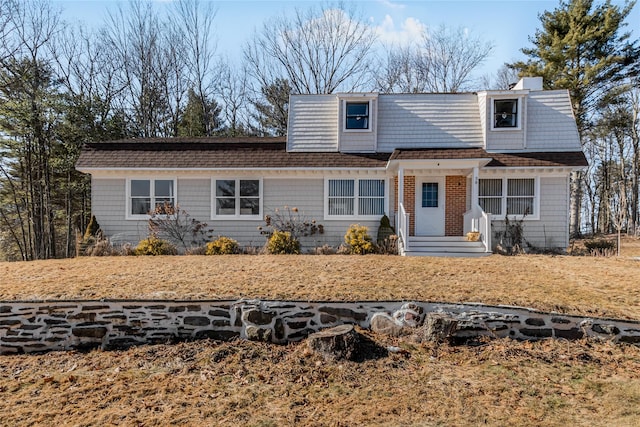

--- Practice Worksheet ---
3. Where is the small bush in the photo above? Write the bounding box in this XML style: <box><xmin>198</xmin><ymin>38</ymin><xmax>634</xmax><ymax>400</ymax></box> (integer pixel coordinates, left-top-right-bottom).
<box><xmin>185</xmin><ymin>246</ymin><xmax>207</xmax><ymax>255</ymax></box>
<box><xmin>584</xmin><ymin>238</ymin><xmax>616</xmax><ymax>257</ymax></box>
<box><xmin>86</xmin><ymin>236</ymin><xmax>121</xmax><ymax>256</ymax></box>
<box><xmin>206</xmin><ymin>236</ymin><xmax>240</xmax><ymax>255</ymax></box>
<box><xmin>376</xmin><ymin>235</ymin><xmax>398</xmax><ymax>255</ymax></box>
<box><xmin>83</xmin><ymin>215</ymin><xmax>101</xmax><ymax>241</ymax></box>
<box><xmin>135</xmin><ymin>236</ymin><xmax>178</xmax><ymax>256</ymax></box>
<box><xmin>266</xmin><ymin>230</ymin><xmax>300</xmax><ymax>254</ymax></box>
<box><xmin>344</xmin><ymin>224</ymin><xmax>375</xmax><ymax>255</ymax></box>
<box><xmin>314</xmin><ymin>244</ymin><xmax>337</xmax><ymax>255</ymax></box>
<box><xmin>376</xmin><ymin>214</ymin><xmax>395</xmax><ymax>243</ymax></box>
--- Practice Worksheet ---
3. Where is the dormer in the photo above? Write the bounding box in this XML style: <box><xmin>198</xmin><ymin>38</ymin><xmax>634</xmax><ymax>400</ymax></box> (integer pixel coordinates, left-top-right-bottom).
<box><xmin>338</xmin><ymin>93</ymin><xmax>378</xmax><ymax>153</ymax></box>
<box><xmin>479</xmin><ymin>80</ymin><xmax>534</xmax><ymax>151</ymax></box>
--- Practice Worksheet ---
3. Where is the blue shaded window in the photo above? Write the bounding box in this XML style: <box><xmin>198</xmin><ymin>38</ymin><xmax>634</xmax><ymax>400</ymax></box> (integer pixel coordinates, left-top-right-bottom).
<box><xmin>422</xmin><ymin>183</ymin><xmax>438</xmax><ymax>208</ymax></box>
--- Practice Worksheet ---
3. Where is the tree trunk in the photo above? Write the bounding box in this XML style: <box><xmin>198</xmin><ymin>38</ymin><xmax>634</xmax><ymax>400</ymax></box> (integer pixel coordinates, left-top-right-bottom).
<box><xmin>570</xmin><ymin>171</ymin><xmax>583</xmax><ymax>238</ymax></box>
<box><xmin>424</xmin><ymin>313</ymin><xmax>459</xmax><ymax>343</ymax></box>
<box><xmin>307</xmin><ymin>325</ymin><xmax>360</xmax><ymax>361</ymax></box>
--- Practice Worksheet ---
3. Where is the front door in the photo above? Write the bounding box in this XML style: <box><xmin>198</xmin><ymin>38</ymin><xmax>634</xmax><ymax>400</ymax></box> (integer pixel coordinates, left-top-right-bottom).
<box><xmin>415</xmin><ymin>177</ymin><xmax>445</xmax><ymax>236</ymax></box>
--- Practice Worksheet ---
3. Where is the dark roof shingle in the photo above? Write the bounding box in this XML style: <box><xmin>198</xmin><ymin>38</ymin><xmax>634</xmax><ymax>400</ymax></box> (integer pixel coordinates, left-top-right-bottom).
<box><xmin>76</xmin><ymin>138</ymin><xmax>588</xmax><ymax>170</ymax></box>
<box><xmin>76</xmin><ymin>138</ymin><xmax>390</xmax><ymax>169</ymax></box>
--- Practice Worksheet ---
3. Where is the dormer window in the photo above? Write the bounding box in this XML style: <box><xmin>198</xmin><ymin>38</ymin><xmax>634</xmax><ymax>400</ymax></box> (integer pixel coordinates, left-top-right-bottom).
<box><xmin>345</xmin><ymin>102</ymin><xmax>369</xmax><ymax>130</ymax></box>
<box><xmin>493</xmin><ymin>99</ymin><xmax>518</xmax><ymax>128</ymax></box>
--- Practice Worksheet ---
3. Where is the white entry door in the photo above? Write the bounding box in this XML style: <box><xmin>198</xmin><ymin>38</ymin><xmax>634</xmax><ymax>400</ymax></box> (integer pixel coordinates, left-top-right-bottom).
<box><xmin>415</xmin><ymin>177</ymin><xmax>445</xmax><ymax>236</ymax></box>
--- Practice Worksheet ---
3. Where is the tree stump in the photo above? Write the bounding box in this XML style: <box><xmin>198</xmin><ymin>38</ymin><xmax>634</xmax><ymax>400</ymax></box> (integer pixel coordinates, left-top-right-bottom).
<box><xmin>307</xmin><ymin>324</ymin><xmax>360</xmax><ymax>361</ymax></box>
<box><xmin>424</xmin><ymin>313</ymin><xmax>459</xmax><ymax>343</ymax></box>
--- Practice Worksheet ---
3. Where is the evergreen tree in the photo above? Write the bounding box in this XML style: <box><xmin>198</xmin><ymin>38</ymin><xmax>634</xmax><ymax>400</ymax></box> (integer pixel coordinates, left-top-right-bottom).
<box><xmin>251</xmin><ymin>78</ymin><xmax>290</xmax><ymax>136</ymax></box>
<box><xmin>509</xmin><ymin>0</ymin><xmax>640</xmax><ymax>236</ymax></box>
<box><xmin>510</xmin><ymin>0</ymin><xmax>639</xmax><ymax>130</ymax></box>
<box><xmin>178</xmin><ymin>88</ymin><xmax>222</xmax><ymax>137</ymax></box>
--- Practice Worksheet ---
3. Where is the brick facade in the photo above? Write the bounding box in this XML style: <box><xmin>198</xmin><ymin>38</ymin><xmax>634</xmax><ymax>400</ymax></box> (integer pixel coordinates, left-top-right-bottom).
<box><xmin>395</xmin><ymin>175</ymin><xmax>416</xmax><ymax>236</ymax></box>
<box><xmin>397</xmin><ymin>174</ymin><xmax>465</xmax><ymax>237</ymax></box>
<box><xmin>445</xmin><ymin>176</ymin><xmax>466</xmax><ymax>236</ymax></box>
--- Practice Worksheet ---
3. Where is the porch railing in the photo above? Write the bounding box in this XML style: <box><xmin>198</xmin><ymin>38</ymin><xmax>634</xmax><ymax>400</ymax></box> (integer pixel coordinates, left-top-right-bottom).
<box><xmin>463</xmin><ymin>206</ymin><xmax>492</xmax><ymax>253</ymax></box>
<box><xmin>397</xmin><ymin>202</ymin><xmax>410</xmax><ymax>253</ymax></box>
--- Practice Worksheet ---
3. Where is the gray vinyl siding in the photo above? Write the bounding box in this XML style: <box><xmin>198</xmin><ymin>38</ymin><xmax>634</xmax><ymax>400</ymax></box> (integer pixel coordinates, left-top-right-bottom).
<box><xmin>526</xmin><ymin>90</ymin><xmax>581</xmax><ymax>151</ymax></box>
<box><xmin>491</xmin><ymin>175</ymin><xmax>569</xmax><ymax>251</ymax></box>
<box><xmin>91</xmin><ymin>178</ymin><xmax>148</xmax><ymax>246</ymax></box>
<box><xmin>287</xmin><ymin>95</ymin><xmax>338</xmax><ymax>152</ymax></box>
<box><xmin>377</xmin><ymin>93</ymin><xmax>484</xmax><ymax>151</ymax></box>
<box><xmin>177</xmin><ymin>179</ymin><xmax>210</xmax><ymax>219</ymax></box>
<box><xmin>92</xmin><ymin>175</ymin><xmax>384</xmax><ymax>252</ymax></box>
<box><xmin>484</xmin><ymin>96</ymin><xmax>526</xmax><ymax>151</ymax></box>
<box><xmin>338</xmin><ymin>98</ymin><xmax>377</xmax><ymax>152</ymax></box>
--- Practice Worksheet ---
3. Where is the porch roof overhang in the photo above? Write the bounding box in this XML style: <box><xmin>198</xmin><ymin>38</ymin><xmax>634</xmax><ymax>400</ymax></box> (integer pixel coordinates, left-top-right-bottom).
<box><xmin>386</xmin><ymin>147</ymin><xmax>588</xmax><ymax>172</ymax></box>
<box><xmin>387</xmin><ymin>148</ymin><xmax>492</xmax><ymax>172</ymax></box>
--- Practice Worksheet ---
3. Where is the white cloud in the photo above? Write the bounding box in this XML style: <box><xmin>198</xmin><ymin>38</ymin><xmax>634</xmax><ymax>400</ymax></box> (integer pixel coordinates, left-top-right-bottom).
<box><xmin>377</xmin><ymin>0</ymin><xmax>406</xmax><ymax>10</ymax></box>
<box><xmin>375</xmin><ymin>15</ymin><xmax>425</xmax><ymax>46</ymax></box>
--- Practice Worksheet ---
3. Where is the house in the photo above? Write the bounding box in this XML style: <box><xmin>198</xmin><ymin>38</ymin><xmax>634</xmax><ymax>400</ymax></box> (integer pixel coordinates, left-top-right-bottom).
<box><xmin>76</xmin><ymin>77</ymin><xmax>587</xmax><ymax>256</ymax></box>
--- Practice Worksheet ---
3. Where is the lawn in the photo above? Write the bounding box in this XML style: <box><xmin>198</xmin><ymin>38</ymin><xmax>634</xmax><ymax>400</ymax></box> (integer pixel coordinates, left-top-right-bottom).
<box><xmin>1</xmin><ymin>236</ymin><xmax>640</xmax><ymax>319</ymax></box>
<box><xmin>0</xmin><ymin>236</ymin><xmax>639</xmax><ymax>426</ymax></box>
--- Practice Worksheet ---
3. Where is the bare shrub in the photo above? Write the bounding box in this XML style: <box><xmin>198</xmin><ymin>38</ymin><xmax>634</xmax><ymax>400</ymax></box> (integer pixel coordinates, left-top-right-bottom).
<box><xmin>376</xmin><ymin>235</ymin><xmax>398</xmax><ymax>255</ymax></box>
<box><xmin>314</xmin><ymin>244</ymin><xmax>337</xmax><ymax>255</ymax></box>
<box><xmin>148</xmin><ymin>203</ymin><xmax>213</xmax><ymax>253</ymax></box>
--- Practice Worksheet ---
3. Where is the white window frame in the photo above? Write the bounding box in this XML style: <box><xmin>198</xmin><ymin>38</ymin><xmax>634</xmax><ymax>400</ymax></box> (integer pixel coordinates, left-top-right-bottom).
<box><xmin>490</xmin><ymin>97</ymin><xmax>522</xmax><ymax>131</ymax></box>
<box><xmin>126</xmin><ymin>177</ymin><xmax>177</xmax><ymax>220</ymax></box>
<box><xmin>343</xmin><ymin>99</ymin><xmax>373</xmax><ymax>133</ymax></box>
<box><xmin>211</xmin><ymin>178</ymin><xmax>263</xmax><ymax>220</ymax></box>
<box><xmin>324</xmin><ymin>177</ymin><xmax>388</xmax><ymax>220</ymax></box>
<box><xmin>478</xmin><ymin>176</ymin><xmax>539</xmax><ymax>220</ymax></box>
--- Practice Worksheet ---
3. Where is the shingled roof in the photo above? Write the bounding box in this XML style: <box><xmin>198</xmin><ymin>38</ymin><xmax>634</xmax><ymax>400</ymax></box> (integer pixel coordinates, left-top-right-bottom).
<box><xmin>390</xmin><ymin>148</ymin><xmax>588</xmax><ymax>168</ymax></box>
<box><xmin>76</xmin><ymin>138</ymin><xmax>588</xmax><ymax>171</ymax></box>
<box><xmin>76</xmin><ymin>138</ymin><xmax>390</xmax><ymax>170</ymax></box>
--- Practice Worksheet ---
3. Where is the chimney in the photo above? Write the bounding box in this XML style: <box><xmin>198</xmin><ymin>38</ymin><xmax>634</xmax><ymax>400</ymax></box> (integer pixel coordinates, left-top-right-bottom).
<box><xmin>512</xmin><ymin>77</ymin><xmax>543</xmax><ymax>91</ymax></box>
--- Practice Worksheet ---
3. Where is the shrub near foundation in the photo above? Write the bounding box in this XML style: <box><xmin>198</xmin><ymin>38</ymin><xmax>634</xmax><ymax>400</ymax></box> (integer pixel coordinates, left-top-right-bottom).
<box><xmin>266</xmin><ymin>230</ymin><xmax>300</xmax><ymax>254</ymax></box>
<box><xmin>135</xmin><ymin>236</ymin><xmax>178</xmax><ymax>256</ymax></box>
<box><xmin>206</xmin><ymin>237</ymin><xmax>240</xmax><ymax>255</ymax></box>
<box><xmin>344</xmin><ymin>224</ymin><xmax>375</xmax><ymax>255</ymax></box>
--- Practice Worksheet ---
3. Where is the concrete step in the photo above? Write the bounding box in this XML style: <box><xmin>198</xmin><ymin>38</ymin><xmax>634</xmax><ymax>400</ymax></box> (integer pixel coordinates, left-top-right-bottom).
<box><xmin>400</xmin><ymin>235</ymin><xmax>491</xmax><ymax>257</ymax></box>
<box><xmin>403</xmin><ymin>250</ymin><xmax>491</xmax><ymax>258</ymax></box>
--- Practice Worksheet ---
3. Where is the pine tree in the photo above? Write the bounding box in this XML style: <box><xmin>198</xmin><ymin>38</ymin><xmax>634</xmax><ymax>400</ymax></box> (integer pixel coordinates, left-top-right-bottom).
<box><xmin>509</xmin><ymin>0</ymin><xmax>640</xmax><ymax>236</ymax></box>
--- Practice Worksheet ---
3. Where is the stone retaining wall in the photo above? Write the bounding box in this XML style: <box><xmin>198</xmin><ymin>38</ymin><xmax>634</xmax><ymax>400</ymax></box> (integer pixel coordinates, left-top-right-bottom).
<box><xmin>1</xmin><ymin>299</ymin><xmax>639</xmax><ymax>354</ymax></box>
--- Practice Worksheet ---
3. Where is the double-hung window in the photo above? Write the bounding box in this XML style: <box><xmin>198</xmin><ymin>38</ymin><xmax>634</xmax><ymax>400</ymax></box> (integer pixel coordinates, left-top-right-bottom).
<box><xmin>128</xmin><ymin>178</ymin><xmax>176</xmax><ymax>218</ymax></box>
<box><xmin>326</xmin><ymin>178</ymin><xmax>385</xmax><ymax>219</ymax></box>
<box><xmin>493</xmin><ymin>99</ymin><xmax>519</xmax><ymax>129</ymax></box>
<box><xmin>478</xmin><ymin>177</ymin><xmax>537</xmax><ymax>219</ymax></box>
<box><xmin>213</xmin><ymin>178</ymin><xmax>261</xmax><ymax>219</ymax></box>
<box><xmin>345</xmin><ymin>102</ymin><xmax>369</xmax><ymax>130</ymax></box>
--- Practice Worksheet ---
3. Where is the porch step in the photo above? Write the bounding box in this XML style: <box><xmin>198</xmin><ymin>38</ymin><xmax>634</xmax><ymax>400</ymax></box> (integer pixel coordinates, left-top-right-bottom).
<box><xmin>401</xmin><ymin>236</ymin><xmax>491</xmax><ymax>258</ymax></box>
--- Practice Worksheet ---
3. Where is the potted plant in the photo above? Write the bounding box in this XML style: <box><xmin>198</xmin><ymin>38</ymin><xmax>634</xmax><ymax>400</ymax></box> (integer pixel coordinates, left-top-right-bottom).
<box><xmin>466</xmin><ymin>231</ymin><xmax>480</xmax><ymax>242</ymax></box>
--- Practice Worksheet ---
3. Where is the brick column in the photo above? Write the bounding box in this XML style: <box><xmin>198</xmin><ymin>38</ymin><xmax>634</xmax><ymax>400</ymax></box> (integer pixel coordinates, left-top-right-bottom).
<box><xmin>445</xmin><ymin>176</ymin><xmax>466</xmax><ymax>236</ymax></box>
<box><xmin>404</xmin><ymin>176</ymin><xmax>416</xmax><ymax>236</ymax></box>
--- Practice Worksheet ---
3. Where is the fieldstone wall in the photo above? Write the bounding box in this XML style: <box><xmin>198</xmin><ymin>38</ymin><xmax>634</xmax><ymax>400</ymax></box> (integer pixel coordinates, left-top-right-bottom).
<box><xmin>1</xmin><ymin>299</ymin><xmax>639</xmax><ymax>354</ymax></box>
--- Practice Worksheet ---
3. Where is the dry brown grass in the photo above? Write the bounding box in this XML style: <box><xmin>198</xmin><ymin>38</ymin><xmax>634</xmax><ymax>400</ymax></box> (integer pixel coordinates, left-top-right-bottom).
<box><xmin>1</xmin><ymin>333</ymin><xmax>639</xmax><ymax>426</ymax></box>
<box><xmin>1</xmin><ymin>236</ymin><xmax>640</xmax><ymax>426</ymax></box>
<box><xmin>2</xmin><ymin>236</ymin><xmax>640</xmax><ymax>319</ymax></box>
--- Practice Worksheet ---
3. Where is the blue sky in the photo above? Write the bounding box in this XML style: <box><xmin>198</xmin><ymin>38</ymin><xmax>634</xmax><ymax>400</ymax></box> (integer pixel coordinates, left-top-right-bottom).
<box><xmin>57</xmin><ymin>0</ymin><xmax>639</xmax><ymax>80</ymax></box>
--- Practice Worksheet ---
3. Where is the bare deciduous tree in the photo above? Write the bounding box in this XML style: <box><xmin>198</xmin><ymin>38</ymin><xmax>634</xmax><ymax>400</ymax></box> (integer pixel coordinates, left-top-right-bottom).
<box><xmin>375</xmin><ymin>44</ymin><xmax>428</xmax><ymax>93</ymax></box>
<box><xmin>171</xmin><ymin>0</ymin><xmax>219</xmax><ymax>136</ymax></box>
<box><xmin>376</xmin><ymin>25</ymin><xmax>493</xmax><ymax>93</ymax></box>
<box><xmin>244</xmin><ymin>3</ymin><xmax>376</xmax><ymax>94</ymax></box>
<box><xmin>217</xmin><ymin>60</ymin><xmax>253</xmax><ymax>136</ymax></box>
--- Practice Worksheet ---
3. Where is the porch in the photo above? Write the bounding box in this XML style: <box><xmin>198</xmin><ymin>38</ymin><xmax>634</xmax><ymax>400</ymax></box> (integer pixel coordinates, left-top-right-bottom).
<box><xmin>389</xmin><ymin>153</ymin><xmax>493</xmax><ymax>257</ymax></box>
